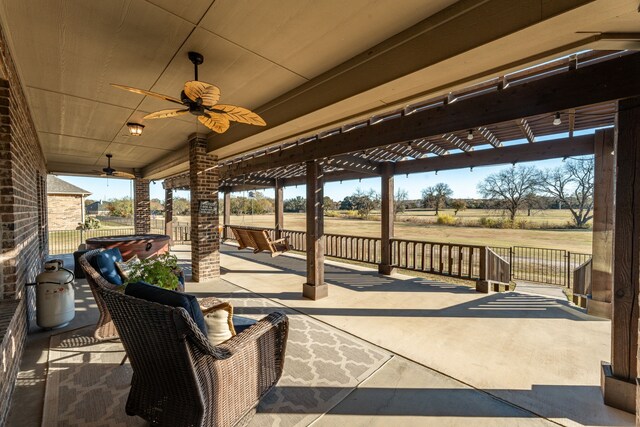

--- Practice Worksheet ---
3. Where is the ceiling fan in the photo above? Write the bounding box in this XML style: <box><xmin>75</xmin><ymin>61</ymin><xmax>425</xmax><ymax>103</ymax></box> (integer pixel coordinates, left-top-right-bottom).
<box><xmin>96</xmin><ymin>154</ymin><xmax>135</xmax><ymax>179</ymax></box>
<box><xmin>111</xmin><ymin>51</ymin><xmax>266</xmax><ymax>133</ymax></box>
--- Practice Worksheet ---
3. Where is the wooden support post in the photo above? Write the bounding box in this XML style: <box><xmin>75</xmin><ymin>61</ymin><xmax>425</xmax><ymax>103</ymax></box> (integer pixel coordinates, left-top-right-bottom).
<box><xmin>379</xmin><ymin>162</ymin><xmax>395</xmax><ymax>275</ymax></box>
<box><xmin>165</xmin><ymin>188</ymin><xmax>173</xmax><ymax>243</ymax></box>
<box><xmin>589</xmin><ymin>128</ymin><xmax>614</xmax><ymax>318</ymax></box>
<box><xmin>476</xmin><ymin>246</ymin><xmax>490</xmax><ymax>293</ymax></box>
<box><xmin>275</xmin><ymin>178</ymin><xmax>284</xmax><ymax>240</ymax></box>
<box><xmin>602</xmin><ymin>97</ymin><xmax>640</xmax><ymax>414</ymax></box>
<box><xmin>303</xmin><ymin>160</ymin><xmax>328</xmax><ymax>300</ymax></box>
<box><xmin>223</xmin><ymin>191</ymin><xmax>231</xmax><ymax>240</ymax></box>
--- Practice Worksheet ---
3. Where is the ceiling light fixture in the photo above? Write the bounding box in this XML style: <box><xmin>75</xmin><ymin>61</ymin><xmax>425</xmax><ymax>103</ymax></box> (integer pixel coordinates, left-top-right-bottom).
<box><xmin>552</xmin><ymin>113</ymin><xmax>562</xmax><ymax>126</ymax></box>
<box><xmin>127</xmin><ymin>122</ymin><xmax>145</xmax><ymax>136</ymax></box>
<box><xmin>467</xmin><ymin>130</ymin><xmax>474</xmax><ymax>141</ymax></box>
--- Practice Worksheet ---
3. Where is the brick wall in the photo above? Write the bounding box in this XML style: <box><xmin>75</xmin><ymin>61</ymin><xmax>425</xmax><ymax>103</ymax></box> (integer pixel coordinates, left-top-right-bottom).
<box><xmin>0</xmin><ymin>22</ymin><xmax>47</xmax><ymax>425</ymax></box>
<box><xmin>134</xmin><ymin>176</ymin><xmax>150</xmax><ymax>234</ymax></box>
<box><xmin>189</xmin><ymin>136</ymin><xmax>219</xmax><ymax>281</ymax></box>
<box><xmin>47</xmin><ymin>194</ymin><xmax>83</xmax><ymax>230</ymax></box>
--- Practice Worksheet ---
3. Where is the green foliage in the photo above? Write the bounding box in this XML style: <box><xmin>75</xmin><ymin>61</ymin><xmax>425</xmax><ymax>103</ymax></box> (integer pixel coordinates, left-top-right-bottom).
<box><xmin>104</xmin><ymin>197</ymin><xmax>133</xmax><ymax>217</ymax></box>
<box><xmin>230</xmin><ymin>192</ymin><xmax>274</xmax><ymax>215</ymax></box>
<box><xmin>436</xmin><ymin>214</ymin><xmax>457</xmax><ymax>226</ymax></box>
<box><xmin>150</xmin><ymin>198</ymin><xmax>164</xmax><ymax>214</ymax></box>
<box><xmin>323</xmin><ymin>196</ymin><xmax>337</xmax><ymax>212</ymax></box>
<box><xmin>127</xmin><ymin>253</ymin><xmax>180</xmax><ymax>291</ymax></box>
<box><xmin>284</xmin><ymin>196</ymin><xmax>306</xmax><ymax>212</ymax></box>
<box><xmin>173</xmin><ymin>197</ymin><xmax>191</xmax><ymax>216</ymax></box>
<box><xmin>351</xmin><ymin>188</ymin><xmax>380</xmax><ymax>219</ymax></box>
<box><xmin>77</xmin><ymin>216</ymin><xmax>101</xmax><ymax>230</ymax></box>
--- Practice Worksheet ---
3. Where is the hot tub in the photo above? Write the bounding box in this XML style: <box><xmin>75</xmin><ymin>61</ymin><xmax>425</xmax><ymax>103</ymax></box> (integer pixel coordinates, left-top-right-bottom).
<box><xmin>85</xmin><ymin>234</ymin><xmax>170</xmax><ymax>260</ymax></box>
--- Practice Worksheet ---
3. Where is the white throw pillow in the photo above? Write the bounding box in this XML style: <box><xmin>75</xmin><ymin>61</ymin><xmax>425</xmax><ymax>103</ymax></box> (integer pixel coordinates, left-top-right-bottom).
<box><xmin>202</xmin><ymin>302</ymin><xmax>236</xmax><ymax>345</ymax></box>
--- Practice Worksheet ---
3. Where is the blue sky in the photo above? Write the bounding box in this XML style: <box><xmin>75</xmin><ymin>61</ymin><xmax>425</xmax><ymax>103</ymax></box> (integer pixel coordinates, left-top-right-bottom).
<box><xmin>58</xmin><ymin>129</ymin><xmax>600</xmax><ymax>203</ymax></box>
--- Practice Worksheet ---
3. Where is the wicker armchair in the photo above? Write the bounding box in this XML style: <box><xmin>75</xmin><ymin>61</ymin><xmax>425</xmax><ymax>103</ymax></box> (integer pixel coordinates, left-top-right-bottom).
<box><xmin>98</xmin><ymin>284</ymin><xmax>289</xmax><ymax>427</ymax></box>
<box><xmin>78</xmin><ymin>249</ymin><xmax>121</xmax><ymax>340</ymax></box>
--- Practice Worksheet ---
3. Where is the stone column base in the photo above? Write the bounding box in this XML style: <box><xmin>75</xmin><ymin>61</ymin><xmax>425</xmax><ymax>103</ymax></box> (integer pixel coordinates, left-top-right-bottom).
<box><xmin>587</xmin><ymin>299</ymin><xmax>612</xmax><ymax>319</ymax></box>
<box><xmin>601</xmin><ymin>362</ymin><xmax>636</xmax><ymax>414</ymax></box>
<box><xmin>302</xmin><ymin>283</ymin><xmax>328</xmax><ymax>300</ymax></box>
<box><xmin>378</xmin><ymin>264</ymin><xmax>396</xmax><ymax>275</ymax></box>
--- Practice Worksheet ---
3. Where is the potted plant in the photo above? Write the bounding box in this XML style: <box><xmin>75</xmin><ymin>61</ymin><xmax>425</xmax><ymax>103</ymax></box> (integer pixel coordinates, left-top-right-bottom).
<box><xmin>126</xmin><ymin>253</ymin><xmax>184</xmax><ymax>291</ymax></box>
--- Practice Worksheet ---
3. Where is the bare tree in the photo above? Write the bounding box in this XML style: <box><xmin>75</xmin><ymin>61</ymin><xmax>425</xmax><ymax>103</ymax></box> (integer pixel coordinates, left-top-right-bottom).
<box><xmin>540</xmin><ymin>158</ymin><xmax>594</xmax><ymax>228</ymax></box>
<box><xmin>421</xmin><ymin>183</ymin><xmax>453</xmax><ymax>215</ymax></box>
<box><xmin>352</xmin><ymin>188</ymin><xmax>380</xmax><ymax>219</ymax></box>
<box><xmin>394</xmin><ymin>188</ymin><xmax>409</xmax><ymax>219</ymax></box>
<box><xmin>477</xmin><ymin>165</ymin><xmax>540</xmax><ymax>222</ymax></box>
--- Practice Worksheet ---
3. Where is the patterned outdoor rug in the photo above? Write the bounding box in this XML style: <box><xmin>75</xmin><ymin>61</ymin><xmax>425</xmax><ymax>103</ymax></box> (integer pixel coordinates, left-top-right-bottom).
<box><xmin>42</xmin><ymin>292</ymin><xmax>392</xmax><ymax>426</ymax></box>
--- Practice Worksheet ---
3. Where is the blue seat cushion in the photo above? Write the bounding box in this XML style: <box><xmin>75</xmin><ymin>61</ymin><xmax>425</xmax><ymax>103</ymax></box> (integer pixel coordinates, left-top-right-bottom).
<box><xmin>232</xmin><ymin>315</ymin><xmax>257</xmax><ymax>334</ymax></box>
<box><xmin>125</xmin><ymin>281</ymin><xmax>207</xmax><ymax>336</ymax></box>
<box><xmin>94</xmin><ymin>248</ymin><xmax>124</xmax><ymax>286</ymax></box>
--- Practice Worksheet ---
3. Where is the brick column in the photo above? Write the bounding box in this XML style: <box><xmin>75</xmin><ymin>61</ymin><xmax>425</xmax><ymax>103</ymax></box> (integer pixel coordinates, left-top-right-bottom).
<box><xmin>189</xmin><ymin>135</ymin><xmax>219</xmax><ymax>282</ymax></box>
<box><xmin>134</xmin><ymin>173</ymin><xmax>150</xmax><ymax>234</ymax></box>
<box><xmin>165</xmin><ymin>187</ymin><xmax>173</xmax><ymax>242</ymax></box>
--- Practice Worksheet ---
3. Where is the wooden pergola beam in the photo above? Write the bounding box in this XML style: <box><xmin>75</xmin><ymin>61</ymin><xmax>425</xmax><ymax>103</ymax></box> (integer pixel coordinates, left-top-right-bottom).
<box><xmin>163</xmin><ymin>172</ymin><xmax>190</xmax><ymax>190</ymax></box>
<box><xmin>477</xmin><ymin>127</ymin><xmax>502</xmax><ymax>148</ymax></box>
<box><xmin>395</xmin><ymin>135</ymin><xmax>593</xmax><ymax>175</ymax></box>
<box><xmin>218</xmin><ymin>52</ymin><xmax>640</xmax><ymax>178</ymax></box>
<box><xmin>516</xmin><ymin>118</ymin><xmax>535</xmax><ymax>143</ymax></box>
<box><xmin>328</xmin><ymin>154</ymin><xmax>382</xmax><ymax>175</ymax></box>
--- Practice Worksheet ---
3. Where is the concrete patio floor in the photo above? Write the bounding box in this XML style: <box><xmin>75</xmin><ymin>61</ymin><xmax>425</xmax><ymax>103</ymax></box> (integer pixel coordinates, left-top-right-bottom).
<box><xmin>6</xmin><ymin>246</ymin><xmax>633</xmax><ymax>426</ymax></box>
<box><xmin>189</xmin><ymin>243</ymin><xmax>630</xmax><ymax>427</ymax></box>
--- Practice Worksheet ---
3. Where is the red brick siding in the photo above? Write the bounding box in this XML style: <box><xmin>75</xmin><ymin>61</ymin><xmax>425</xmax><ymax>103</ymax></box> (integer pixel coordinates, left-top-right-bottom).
<box><xmin>0</xmin><ymin>22</ymin><xmax>47</xmax><ymax>425</ymax></box>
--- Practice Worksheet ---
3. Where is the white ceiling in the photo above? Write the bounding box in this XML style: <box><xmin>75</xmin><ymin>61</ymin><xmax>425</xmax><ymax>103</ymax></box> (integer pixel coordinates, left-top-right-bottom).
<box><xmin>0</xmin><ymin>0</ymin><xmax>638</xmax><ymax>177</ymax></box>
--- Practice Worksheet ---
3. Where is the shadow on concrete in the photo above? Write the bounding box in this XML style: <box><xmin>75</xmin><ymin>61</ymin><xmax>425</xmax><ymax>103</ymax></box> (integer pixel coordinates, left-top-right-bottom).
<box><xmin>219</xmin><ymin>246</ymin><xmax>600</xmax><ymax>321</ymax></box>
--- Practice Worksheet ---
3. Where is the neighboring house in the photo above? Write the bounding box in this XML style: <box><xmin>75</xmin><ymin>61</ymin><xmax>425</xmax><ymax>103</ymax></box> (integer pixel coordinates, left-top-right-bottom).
<box><xmin>47</xmin><ymin>176</ymin><xmax>91</xmax><ymax>230</ymax></box>
<box><xmin>85</xmin><ymin>201</ymin><xmax>110</xmax><ymax>216</ymax></box>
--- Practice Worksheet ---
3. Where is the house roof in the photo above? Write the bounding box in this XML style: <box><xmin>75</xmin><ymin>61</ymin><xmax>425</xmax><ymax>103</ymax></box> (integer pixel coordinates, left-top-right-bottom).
<box><xmin>47</xmin><ymin>175</ymin><xmax>91</xmax><ymax>196</ymax></box>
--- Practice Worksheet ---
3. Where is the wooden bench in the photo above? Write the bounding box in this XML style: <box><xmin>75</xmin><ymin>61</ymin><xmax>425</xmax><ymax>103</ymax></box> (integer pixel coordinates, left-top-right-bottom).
<box><xmin>229</xmin><ymin>226</ymin><xmax>291</xmax><ymax>257</ymax></box>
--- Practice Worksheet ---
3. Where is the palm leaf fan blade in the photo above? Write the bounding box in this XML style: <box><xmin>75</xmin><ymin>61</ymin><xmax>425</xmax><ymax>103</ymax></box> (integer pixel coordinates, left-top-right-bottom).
<box><xmin>110</xmin><ymin>83</ymin><xmax>183</xmax><ymax>105</ymax></box>
<box><xmin>144</xmin><ymin>109</ymin><xmax>189</xmax><ymax>119</ymax></box>
<box><xmin>184</xmin><ymin>81</ymin><xmax>220</xmax><ymax>106</ymax></box>
<box><xmin>198</xmin><ymin>113</ymin><xmax>230</xmax><ymax>133</ymax></box>
<box><xmin>212</xmin><ymin>104</ymin><xmax>266</xmax><ymax>126</ymax></box>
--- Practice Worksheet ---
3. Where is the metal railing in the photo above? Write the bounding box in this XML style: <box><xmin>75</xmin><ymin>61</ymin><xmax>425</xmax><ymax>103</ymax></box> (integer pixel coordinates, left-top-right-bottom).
<box><xmin>48</xmin><ymin>227</ymin><xmax>135</xmax><ymax>255</ymax></box>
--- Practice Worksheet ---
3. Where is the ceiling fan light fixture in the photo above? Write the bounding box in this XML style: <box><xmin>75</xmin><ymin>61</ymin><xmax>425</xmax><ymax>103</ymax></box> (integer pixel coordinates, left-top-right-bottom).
<box><xmin>127</xmin><ymin>122</ymin><xmax>145</xmax><ymax>136</ymax></box>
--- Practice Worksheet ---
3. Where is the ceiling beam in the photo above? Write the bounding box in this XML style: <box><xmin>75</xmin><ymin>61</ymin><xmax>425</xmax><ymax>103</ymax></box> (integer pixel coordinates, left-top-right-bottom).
<box><xmin>395</xmin><ymin>135</ymin><xmax>594</xmax><ymax>175</ymax></box>
<box><xmin>515</xmin><ymin>118</ymin><xmax>535</xmax><ymax>143</ymax></box>
<box><xmin>217</xmin><ymin>52</ymin><xmax>639</xmax><ymax>178</ymax></box>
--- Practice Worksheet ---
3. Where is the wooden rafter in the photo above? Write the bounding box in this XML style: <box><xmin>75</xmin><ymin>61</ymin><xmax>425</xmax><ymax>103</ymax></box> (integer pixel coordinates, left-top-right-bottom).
<box><xmin>515</xmin><ymin>118</ymin><xmax>535</xmax><ymax>143</ymax></box>
<box><xmin>442</xmin><ymin>133</ymin><xmax>474</xmax><ymax>152</ymax></box>
<box><xmin>477</xmin><ymin>127</ymin><xmax>502</xmax><ymax>148</ymax></box>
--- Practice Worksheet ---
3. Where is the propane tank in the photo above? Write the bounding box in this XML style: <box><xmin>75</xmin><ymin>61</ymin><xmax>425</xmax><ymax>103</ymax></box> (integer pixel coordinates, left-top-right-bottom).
<box><xmin>36</xmin><ymin>259</ymin><xmax>75</xmax><ymax>329</ymax></box>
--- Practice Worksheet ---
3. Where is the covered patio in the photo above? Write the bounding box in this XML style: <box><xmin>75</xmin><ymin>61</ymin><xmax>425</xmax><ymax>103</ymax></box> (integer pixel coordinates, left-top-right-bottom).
<box><xmin>1</xmin><ymin>1</ymin><xmax>640</xmax><ymax>426</ymax></box>
<box><xmin>7</xmin><ymin>244</ymin><xmax>630</xmax><ymax>426</ymax></box>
